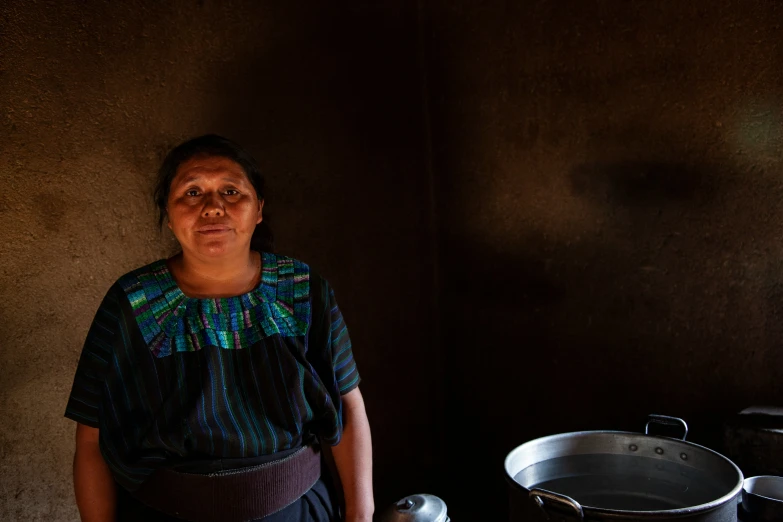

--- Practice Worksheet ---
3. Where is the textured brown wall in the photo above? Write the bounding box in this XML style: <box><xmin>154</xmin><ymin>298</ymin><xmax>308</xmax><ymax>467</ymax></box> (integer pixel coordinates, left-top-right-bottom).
<box><xmin>0</xmin><ymin>1</ymin><xmax>439</xmax><ymax>520</ymax></box>
<box><xmin>5</xmin><ymin>1</ymin><xmax>783</xmax><ymax>521</ymax></box>
<box><xmin>427</xmin><ymin>0</ymin><xmax>783</xmax><ymax>519</ymax></box>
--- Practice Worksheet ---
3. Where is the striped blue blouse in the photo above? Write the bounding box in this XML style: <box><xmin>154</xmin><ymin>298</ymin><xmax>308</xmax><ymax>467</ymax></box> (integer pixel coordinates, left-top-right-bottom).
<box><xmin>64</xmin><ymin>253</ymin><xmax>360</xmax><ymax>491</ymax></box>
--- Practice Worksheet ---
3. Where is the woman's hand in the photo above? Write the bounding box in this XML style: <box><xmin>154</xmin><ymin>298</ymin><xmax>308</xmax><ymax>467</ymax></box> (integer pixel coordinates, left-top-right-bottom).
<box><xmin>330</xmin><ymin>387</ymin><xmax>374</xmax><ymax>522</ymax></box>
<box><xmin>73</xmin><ymin>423</ymin><xmax>116</xmax><ymax>522</ymax></box>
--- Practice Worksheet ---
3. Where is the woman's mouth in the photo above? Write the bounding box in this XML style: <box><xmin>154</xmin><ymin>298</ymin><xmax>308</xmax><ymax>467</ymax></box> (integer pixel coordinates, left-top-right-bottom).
<box><xmin>197</xmin><ymin>225</ymin><xmax>231</xmax><ymax>235</ymax></box>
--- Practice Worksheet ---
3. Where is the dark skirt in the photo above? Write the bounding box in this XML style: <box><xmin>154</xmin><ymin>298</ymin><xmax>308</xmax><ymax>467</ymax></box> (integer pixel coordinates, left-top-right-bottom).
<box><xmin>116</xmin><ymin>451</ymin><xmax>338</xmax><ymax>522</ymax></box>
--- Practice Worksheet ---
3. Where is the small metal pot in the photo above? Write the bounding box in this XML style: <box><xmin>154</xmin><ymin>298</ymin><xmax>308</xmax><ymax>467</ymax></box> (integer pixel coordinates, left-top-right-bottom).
<box><xmin>741</xmin><ymin>476</ymin><xmax>783</xmax><ymax>521</ymax></box>
<box><xmin>376</xmin><ymin>494</ymin><xmax>450</xmax><ymax>522</ymax></box>
<box><xmin>504</xmin><ymin>415</ymin><xmax>744</xmax><ymax>522</ymax></box>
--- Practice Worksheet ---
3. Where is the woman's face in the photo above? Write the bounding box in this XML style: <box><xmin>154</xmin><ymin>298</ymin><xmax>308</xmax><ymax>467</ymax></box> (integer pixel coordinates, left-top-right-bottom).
<box><xmin>166</xmin><ymin>155</ymin><xmax>264</xmax><ymax>259</ymax></box>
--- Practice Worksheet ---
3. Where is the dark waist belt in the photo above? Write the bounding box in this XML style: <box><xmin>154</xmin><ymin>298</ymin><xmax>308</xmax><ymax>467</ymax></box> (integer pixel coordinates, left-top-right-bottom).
<box><xmin>131</xmin><ymin>446</ymin><xmax>321</xmax><ymax>522</ymax></box>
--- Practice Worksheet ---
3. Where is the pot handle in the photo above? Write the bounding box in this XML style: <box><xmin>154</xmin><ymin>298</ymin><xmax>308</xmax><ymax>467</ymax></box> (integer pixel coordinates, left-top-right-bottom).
<box><xmin>645</xmin><ymin>414</ymin><xmax>688</xmax><ymax>440</ymax></box>
<box><xmin>529</xmin><ymin>488</ymin><xmax>584</xmax><ymax>521</ymax></box>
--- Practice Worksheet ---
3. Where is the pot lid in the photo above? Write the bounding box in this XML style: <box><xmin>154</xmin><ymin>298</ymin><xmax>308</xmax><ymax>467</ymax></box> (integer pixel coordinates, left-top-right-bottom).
<box><xmin>377</xmin><ymin>494</ymin><xmax>449</xmax><ymax>522</ymax></box>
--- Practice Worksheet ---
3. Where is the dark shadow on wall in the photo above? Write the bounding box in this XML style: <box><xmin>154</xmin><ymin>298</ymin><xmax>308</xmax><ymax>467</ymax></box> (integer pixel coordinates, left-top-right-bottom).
<box><xmin>570</xmin><ymin>161</ymin><xmax>719</xmax><ymax>206</ymax></box>
<box><xmin>437</xmin><ymin>153</ymin><xmax>783</xmax><ymax>519</ymax></box>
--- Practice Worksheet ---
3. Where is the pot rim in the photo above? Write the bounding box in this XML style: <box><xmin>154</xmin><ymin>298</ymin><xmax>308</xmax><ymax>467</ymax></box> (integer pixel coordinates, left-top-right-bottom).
<box><xmin>504</xmin><ymin>430</ymin><xmax>744</xmax><ymax>518</ymax></box>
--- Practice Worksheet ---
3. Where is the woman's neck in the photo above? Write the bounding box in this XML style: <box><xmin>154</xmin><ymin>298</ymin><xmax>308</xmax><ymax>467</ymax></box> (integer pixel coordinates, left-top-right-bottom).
<box><xmin>167</xmin><ymin>250</ymin><xmax>261</xmax><ymax>298</ymax></box>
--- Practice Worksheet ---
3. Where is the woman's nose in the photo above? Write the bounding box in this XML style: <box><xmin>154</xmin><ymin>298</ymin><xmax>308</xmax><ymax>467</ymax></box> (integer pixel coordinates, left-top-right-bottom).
<box><xmin>202</xmin><ymin>194</ymin><xmax>224</xmax><ymax>217</ymax></box>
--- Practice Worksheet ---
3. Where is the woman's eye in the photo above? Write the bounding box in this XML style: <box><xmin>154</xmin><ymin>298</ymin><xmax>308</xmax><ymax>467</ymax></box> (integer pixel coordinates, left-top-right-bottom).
<box><xmin>225</xmin><ymin>189</ymin><xmax>239</xmax><ymax>196</ymax></box>
<box><xmin>185</xmin><ymin>190</ymin><xmax>200</xmax><ymax>197</ymax></box>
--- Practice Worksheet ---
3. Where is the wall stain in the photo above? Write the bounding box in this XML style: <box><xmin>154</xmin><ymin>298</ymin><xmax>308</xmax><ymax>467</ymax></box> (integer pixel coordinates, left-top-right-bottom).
<box><xmin>570</xmin><ymin>161</ymin><xmax>719</xmax><ymax>206</ymax></box>
<box><xmin>34</xmin><ymin>192</ymin><xmax>68</xmax><ymax>233</ymax></box>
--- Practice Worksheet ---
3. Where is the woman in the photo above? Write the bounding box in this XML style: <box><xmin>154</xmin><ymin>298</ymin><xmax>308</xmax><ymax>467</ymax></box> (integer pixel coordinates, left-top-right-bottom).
<box><xmin>65</xmin><ymin>135</ymin><xmax>373</xmax><ymax>522</ymax></box>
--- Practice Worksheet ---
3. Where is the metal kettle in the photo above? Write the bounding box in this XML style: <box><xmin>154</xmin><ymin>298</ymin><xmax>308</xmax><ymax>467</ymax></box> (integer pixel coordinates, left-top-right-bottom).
<box><xmin>377</xmin><ymin>494</ymin><xmax>450</xmax><ymax>522</ymax></box>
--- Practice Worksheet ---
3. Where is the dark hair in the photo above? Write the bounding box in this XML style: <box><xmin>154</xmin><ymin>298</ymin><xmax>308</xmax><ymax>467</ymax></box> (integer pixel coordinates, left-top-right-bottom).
<box><xmin>154</xmin><ymin>134</ymin><xmax>274</xmax><ymax>252</ymax></box>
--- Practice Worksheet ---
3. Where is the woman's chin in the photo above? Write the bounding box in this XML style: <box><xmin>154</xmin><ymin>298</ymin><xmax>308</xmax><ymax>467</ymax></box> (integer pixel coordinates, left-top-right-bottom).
<box><xmin>192</xmin><ymin>240</ymin><xmax>238</xmax><ymax>258</ymax></box>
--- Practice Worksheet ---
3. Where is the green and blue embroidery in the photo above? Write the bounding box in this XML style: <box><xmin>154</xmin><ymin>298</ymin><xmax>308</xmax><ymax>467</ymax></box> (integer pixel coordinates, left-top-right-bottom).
<box><xmin>118</xmin><ymin>252</ymin><xmax>311</xmax><ymax>358</ymax></box>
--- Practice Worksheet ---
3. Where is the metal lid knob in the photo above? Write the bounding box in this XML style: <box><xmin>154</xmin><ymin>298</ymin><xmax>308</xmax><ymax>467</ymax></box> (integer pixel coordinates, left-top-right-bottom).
<box><xmin>377</xmin><ymin>494</ymin><xmax>450</xmax><ymax>522</ymax></box>
<box><xmin>399</xmin><ymin>499</ymin><xmax>415</xmax><ymax>510</ymax></box>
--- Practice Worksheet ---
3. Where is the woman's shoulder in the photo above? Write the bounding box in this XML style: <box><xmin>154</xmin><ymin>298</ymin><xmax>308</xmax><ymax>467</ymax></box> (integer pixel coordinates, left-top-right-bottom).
<box><xmin>112</xmin><ymin>259</ymin><xmax>169</xmax><ymax>295</ymax></box>
<box><xmin>259</xmin><ymin>252</ymin><xmax>327</xmax><ymax>283</ymax></box>
<box><xmin>82</xmin><ymin>260</ymin><xmax>169</xmax><ymax>328</ymax></box>
<box><xmin>260</xmin><ymin>251</ymin><xmax>310</xmax><ymax>270</ymax></box>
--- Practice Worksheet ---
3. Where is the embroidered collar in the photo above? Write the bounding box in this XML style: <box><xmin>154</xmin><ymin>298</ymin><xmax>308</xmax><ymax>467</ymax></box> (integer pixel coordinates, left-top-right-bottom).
<box><xmin>117</xmin><ymin>252</ymin><xmax>311</xmax><ymax>358</ymax></box>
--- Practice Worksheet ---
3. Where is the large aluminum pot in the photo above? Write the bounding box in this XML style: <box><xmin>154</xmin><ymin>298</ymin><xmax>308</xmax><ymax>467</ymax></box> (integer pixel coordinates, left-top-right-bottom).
<box><xmin>504</xmin><ymin>415</ymin><xmax>743</xmax><ymax>522</ymax></box>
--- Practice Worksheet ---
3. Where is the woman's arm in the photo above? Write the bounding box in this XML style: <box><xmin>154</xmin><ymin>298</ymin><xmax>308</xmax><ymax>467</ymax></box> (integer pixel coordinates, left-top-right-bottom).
<box><xmin>73</xmin><ymin>423</ymin><xmax>116</xmax><ymax>522</ymax></box>
<box><xmin>330</xmin><ymin>387</ymin><xmax>374</xmax><ymax>522</ymax></box>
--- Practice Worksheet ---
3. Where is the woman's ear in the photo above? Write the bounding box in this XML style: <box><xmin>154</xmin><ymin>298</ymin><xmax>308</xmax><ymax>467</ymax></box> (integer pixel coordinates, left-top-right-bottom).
<box><xmin>257</xmin><ymin>199</ymin><xmax>265</xmax><ymax>224</ymax></box>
